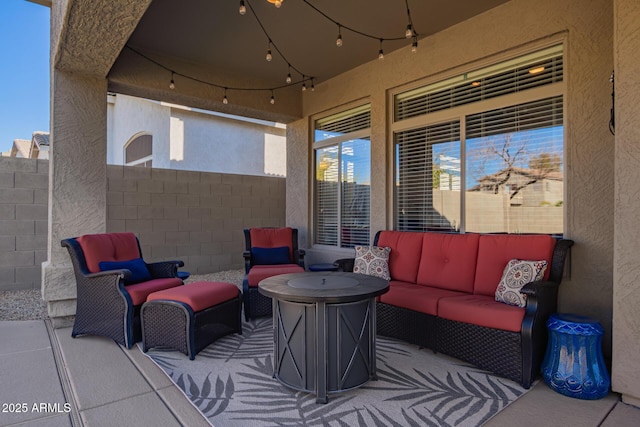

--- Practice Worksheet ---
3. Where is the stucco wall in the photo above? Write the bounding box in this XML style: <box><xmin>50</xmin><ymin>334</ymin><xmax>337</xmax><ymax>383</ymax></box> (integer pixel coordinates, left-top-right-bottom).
<box><xmin>289</xmin><ymin>0</ymin><xmax>615</xmax><ymax>357</ymax></box>
<box><xmin>612</xmin><ymin>0</ymin><xmax>640</xmax><ymax>408</ymax></box>
<box><xmin>0</xmin><ymin>158</ymin><xmax>48</xmax><ymax>291</ymax></box>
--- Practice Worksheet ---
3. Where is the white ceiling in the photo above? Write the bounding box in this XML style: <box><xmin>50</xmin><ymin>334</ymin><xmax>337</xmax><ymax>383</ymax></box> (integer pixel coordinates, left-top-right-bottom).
<box><xmin>120</xmin><ymin>0</ymin><xmax>511</xmax><ymax>91</ymax></box>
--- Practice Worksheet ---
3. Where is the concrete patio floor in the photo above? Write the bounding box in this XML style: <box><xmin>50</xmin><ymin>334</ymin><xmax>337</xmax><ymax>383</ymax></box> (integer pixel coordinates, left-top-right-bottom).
<box><xmin>1</xmin><ymin>319</ymin><xmax>639</xmax><ymax>427</ymax></box>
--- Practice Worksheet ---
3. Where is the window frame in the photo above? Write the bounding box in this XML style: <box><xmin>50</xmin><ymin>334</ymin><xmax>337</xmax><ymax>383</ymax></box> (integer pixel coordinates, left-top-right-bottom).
<box><xmin>312</xmin><ymin>103</ymin><xmax>372</xmax><ymax>249</ymax></box>
<box><xmin>389</xmin><ymin>41</ymin><xmax>566</xmax><ymax>234</ymax></box>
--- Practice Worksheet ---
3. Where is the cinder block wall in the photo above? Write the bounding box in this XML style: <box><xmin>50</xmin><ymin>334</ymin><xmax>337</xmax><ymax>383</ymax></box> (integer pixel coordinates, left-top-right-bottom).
<box><xmin>0</xmin><ymin>158</ymin><xmax>48</xmax><ymax>291</ymax></box>
<box><xmin>106</xmin><ymin>165</ymin><xmax>286</xmax><ymax>274</ymax></box>
<box><xmin>0</xmin><ymin>158</ymin><xmax>285</xmax><ymax>291</ymax></box>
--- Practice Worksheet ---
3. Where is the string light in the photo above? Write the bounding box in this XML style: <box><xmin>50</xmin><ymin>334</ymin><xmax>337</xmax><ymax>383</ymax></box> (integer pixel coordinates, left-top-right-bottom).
<box><xmin>126</xmin><ymin>0</ymin><xmax>423</xmax><ymax>106</ymax></box>
<box><xmin>266</xmin><ymin>41</ymin><xmax>273</xmax><ymax>61</ymax></box>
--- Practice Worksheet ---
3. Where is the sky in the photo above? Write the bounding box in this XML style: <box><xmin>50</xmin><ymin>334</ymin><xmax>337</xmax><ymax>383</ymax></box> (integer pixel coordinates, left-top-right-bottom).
<box><xmin>0</xmin><ymin>0</ymin><xmax>50</xmax><ymax>154</ymax></box>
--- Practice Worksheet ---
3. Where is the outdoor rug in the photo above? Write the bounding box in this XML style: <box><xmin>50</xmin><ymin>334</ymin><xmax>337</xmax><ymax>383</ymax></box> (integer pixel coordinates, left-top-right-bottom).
<box><xmin>143</xmin><ymin>317</ymin><xmax>529</xmax><ymax>426</ymax></box>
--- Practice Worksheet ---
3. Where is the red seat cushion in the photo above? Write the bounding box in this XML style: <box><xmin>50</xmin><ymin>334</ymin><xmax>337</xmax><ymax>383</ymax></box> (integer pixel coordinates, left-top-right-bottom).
<box><xmin>250</xmin><ymin>228</ymin><xmax>294</xmax><ymax>261</ymax></box>
<box><xmin>438</xmin><ymin>294</ymin><xmax>525</xmax><ymax>332</ymax></box>
<box><xmin>147</xmin><ymin>281</ymin><xmax>238</xmax><ymax>312</ymax></box>
<box><xmin>474</xmin><ymin>234</ymin><xmax>556</xmax><ymax>296</ymax></box>
<box><xmin>376</xmin><ymin>231</ymin><xmax>424</xmax><ymax>284</ymax></box>
<box><xmin>126</xmin><ymin>278</ymin><xmax>183</xmax><ymax>306</ymax></box>
<box><xmin>416</xmin><ymin>233</ymin><xmax>479</xmax><ymax>293</ymax></box>
<box><xmin>247</xmin><ymin>264</ymin><xmax>305</xmax><ymax>287</ymax></box>
<box><xmin>77</xmin><ymin>233</ymin><xmax>141</xmax><ymax>273</ymax></box>
<box><xmin>380</xmin><ymin>281</ymin><xmax>467</xmax><ymax>316</ymax></box>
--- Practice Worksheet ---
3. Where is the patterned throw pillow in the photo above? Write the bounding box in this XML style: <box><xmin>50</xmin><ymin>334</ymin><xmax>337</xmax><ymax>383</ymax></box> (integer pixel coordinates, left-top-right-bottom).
<box><xmin>495</xmin><ymin>259</ymin><xmax>548</xmax><ymax>307</ymax></box>
<box><xmin>353</xmin><ymin>246</ymin><xmax>391</xmax><ymax>280</ymax></box>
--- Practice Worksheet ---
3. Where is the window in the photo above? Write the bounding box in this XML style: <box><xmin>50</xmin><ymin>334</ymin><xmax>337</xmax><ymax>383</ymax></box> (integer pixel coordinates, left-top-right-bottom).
<box><xmin>394</xmin><ymin>44</ymin><xmax>564</xmax><ymax>234</ymax></box>
<box><xmin>314</xmin><ymin>105</ymin><xmax>371</xmax><ymax>247</ymax></box>
<box><xmin>125</xmin><ymin>134</ymin><xmax>153</xmax><ymax>167</ymax></box>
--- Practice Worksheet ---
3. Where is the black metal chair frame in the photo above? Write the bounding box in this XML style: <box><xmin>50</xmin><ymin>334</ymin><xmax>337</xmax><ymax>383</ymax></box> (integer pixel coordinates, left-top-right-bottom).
<box><xmin>61</xmin><ymin>235</ymin><xmax>184</xmax><ymax>349</ymax></box>
<box><xmin>242</xmin><ymin>228</ymin><xmax>305</xmax><ymax>321</ymax></box>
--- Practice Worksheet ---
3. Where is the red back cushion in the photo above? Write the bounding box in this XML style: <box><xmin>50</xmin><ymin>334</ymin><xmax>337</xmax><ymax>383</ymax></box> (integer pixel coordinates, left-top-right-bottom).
<box><xmin>473</xmin><ymin>234</ymin><xmax>556</xmax><ymax>296</ymax></box>
<box><xmin>250</xmin><ymin>228</ymin><xmax>294</xmax><ymax>260</ymax></box>
<box><xmin>376</xmin><ymin>231</ymin><xmax>423</xmax><ymax>283</ymax></box>
<box><xmin>77</xmin><ymin>233</ymin><xmax>141</xmax><ymax>273</ymax></box>
<box><xmin>416</xmin><ymin>233</ymin><xmax>479</xmax><ymax>292</ymax></box>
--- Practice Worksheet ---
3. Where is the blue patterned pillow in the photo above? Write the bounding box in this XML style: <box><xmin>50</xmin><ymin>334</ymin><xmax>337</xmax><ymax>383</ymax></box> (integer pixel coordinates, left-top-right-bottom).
<box><xmin>251</xmin><ymin>246</ymin><xmax>291</xmax><ymax>265</ymax></box>
<box><xmin>99</xmin><ymin>258</ymin><xmax>152</xmax><ymax>285</ymax></box>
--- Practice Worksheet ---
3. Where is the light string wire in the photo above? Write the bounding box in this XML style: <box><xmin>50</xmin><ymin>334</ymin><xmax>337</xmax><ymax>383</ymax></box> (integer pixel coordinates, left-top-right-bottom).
<box><xmin>124</xmin><ymin>0</ymin><xmax>419</xmax><ymax>104</ymax></box>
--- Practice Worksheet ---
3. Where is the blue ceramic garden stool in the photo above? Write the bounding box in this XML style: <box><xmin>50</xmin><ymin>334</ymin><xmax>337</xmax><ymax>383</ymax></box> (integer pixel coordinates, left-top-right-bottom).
<box><xmin>541</xmin><ymin>313</ymin><xmax>610</xmax><ymax>399</ymax></box>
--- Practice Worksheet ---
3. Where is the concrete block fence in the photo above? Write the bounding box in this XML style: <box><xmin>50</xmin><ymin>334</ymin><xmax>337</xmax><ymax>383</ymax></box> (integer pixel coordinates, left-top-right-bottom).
<box><xmin>0</xmin><ymin>157</ymin><xmax>285</xmax><ymax>291</ymax></box>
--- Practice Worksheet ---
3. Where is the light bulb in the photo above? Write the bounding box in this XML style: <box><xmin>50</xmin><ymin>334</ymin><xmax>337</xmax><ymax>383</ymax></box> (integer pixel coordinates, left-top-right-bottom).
<box><xmin>286</xmin><ymin>73</ymin><xmax>292</xmax><ymax>84</ymax></box>
<box><xmin>274</xmin><ymin>0</ymin><xmax>282</xmax><ymax>8</ymax></box>
<box><xmin>239</xmin><ymin>0</ymin><xmax>246</xmax><ymax>15</ymax></box>
<box><xmin>405</xmin><ymin>24</ymin><xmax>413</xmax><ymax>38</ymax></box>
<box><xmin>169</xmin><ymin>73</ymin><xmax>175</xmax><ymax>90</ymax></box>
<box><xmin>266</xmin><ymin>48</ymin><xmax>272</xmax><ymax>62</ymax></box>
<box><xmin>336</xmin><ymin>34</ymin><xmax>343</xmax><ymax>47</ymax></box>
<box><xmin>270</xmin><ymin>95</ymin><xmax>275</xmax><ymax>104</ymax></box>
<box><xmin>311</xmin><ymin>82</ymin><xmax>315</xmax><ymax>92</ymax></box>
<box><xmin>378</xmin><ymin>49</ymin><xmax>384</xmax><ymax>60</ymax></box>
<box><xmin>223</xmin><ymin>95</ymin><xmax>228</xmax><ymax>104</ymax></box>
<box><xmin>412</xmin><ymin>37</ymin><xmax>418</xmax><ymax>53</ymax></box>
<box><xmin>302</xmin><ymin>82</ymin><xmax>307</xmax><ymax>92</ymax></box>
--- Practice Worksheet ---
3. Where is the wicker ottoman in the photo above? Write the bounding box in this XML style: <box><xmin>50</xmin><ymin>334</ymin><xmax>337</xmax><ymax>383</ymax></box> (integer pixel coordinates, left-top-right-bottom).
<box><xmin>141</xmin><ymin>281</ymin><xmax>242</xmax><ymax>360</ymax></box>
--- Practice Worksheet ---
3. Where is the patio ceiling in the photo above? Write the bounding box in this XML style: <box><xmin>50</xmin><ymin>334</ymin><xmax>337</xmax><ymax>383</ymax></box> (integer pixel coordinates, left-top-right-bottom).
<box><xmin>114</xmin><ymin>0</ymin><xmax>510</xmax><ymax>96</ymax></box>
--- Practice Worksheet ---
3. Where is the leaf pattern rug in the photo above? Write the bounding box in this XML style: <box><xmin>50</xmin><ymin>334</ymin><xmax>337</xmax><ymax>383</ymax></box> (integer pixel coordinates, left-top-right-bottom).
<box><xmin>142</xmin><ymin>317</ymin><xmax>529</xmax><ymax>426</ymax></box>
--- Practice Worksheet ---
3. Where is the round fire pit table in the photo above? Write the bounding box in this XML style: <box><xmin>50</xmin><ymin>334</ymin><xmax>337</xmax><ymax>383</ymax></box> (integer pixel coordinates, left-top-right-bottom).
<box><xmin>258</xmin><ymin>271</ymin><xmax>389</xmax><ymax>404</ymax></box>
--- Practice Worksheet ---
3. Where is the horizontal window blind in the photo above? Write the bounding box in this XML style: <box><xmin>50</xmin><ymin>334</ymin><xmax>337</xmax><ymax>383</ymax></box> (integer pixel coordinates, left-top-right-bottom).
<box><xmin>315</xmin><ymin>105</ymin><xmax>371</xmax><ymax>142</ymax></box>
<box><xmin>465</xmin><ymin>96</ymin><xmax>564</xmax><ymax>234</ymax></box>
<box><xmin>395</xmin><ymin>45</ymin><xmax>563</xmax><ymax>121</ymax></box>
<box><xmin>395</xmin><ymin>121</ymin><xmax>461</xmax><ymax>232</ymax></box>
<box><xmin>314</xmin><ymin>105</ymin><xmax>371</xmax><ymax>247</ymax></box>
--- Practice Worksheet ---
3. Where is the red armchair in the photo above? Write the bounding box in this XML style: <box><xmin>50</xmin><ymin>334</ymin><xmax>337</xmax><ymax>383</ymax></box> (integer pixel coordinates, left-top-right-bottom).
<box><xmin>61</xmin><ymin>232</ymin><xmax>184</xmax><ymax>348</ymax></box>
<box><xmin>242</xmin><ymin>227</ymin><xmax>305</xmax><ymax>320</ymax></box>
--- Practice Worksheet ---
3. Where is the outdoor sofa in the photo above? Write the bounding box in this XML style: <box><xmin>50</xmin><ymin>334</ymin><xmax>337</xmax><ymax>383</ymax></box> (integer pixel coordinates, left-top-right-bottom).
<box><xmin>336</xmin><ymin>230</ymin><xmax>574</xmax><ymax>388</ymax></box>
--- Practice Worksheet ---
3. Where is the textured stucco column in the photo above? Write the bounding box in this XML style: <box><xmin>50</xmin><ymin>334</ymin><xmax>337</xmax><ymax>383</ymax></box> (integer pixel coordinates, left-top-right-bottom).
<box><xmin>42</xmin><ymin>70</ymin><xmax>108</xmax><ymax>324</ymax></box>
<box><xmin>612</xmin><ymin>0</ymin><xmax>640</xmax><ymax>407</ymax></box>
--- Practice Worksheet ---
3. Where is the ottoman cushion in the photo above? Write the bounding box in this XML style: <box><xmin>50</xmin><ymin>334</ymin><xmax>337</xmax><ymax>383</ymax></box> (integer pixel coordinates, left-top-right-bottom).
<box><xmin>147</xmin><ymin>281</ymin><xmax>238</xmax><ymax>312</ymax></box>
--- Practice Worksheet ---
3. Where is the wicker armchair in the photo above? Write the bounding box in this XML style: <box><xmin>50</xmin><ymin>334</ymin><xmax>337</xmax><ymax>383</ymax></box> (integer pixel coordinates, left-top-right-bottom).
<box><xmin>61</xmin><ymin>232</ymin><xmax>184</xmax><ymax>348</ymax></box>
<box><xmin>242</xmin><ymin>227</ymin><xmax>305</xmax><ymax>320</ymax></box>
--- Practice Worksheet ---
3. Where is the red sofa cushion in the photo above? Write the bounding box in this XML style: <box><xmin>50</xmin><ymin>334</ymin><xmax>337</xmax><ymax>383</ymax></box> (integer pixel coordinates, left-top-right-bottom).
<box><xmin>380</xmin><ymin>281</ymin><xmax>467</xmax><ymax>316</ymax></box>
<box><xmin>247</xmin><ymin>264</ymin><xmax>305</xmax><ymax>287</ymax></box>
<box><xmin>250</xmin><ymin>228</ymin><xmax>294</xmax><ymax>261</ymax></box>
<box><xmin>126</xmin><ymin>278</ymin><xmax>183</xmax><ymax>306</ymax></box>
<box><xmin>376</xmin><ymin>231</ymin><xmax>423</xmax><ymax>284</ymax></box>
<box><xmin>438</xmin><ymin>294</ymin><xmax>525</xmax><ymax>332</ymax></box>
<box><xmin>77</xmin><ymin>233</ymin><xmax>141</xmax><ymax>273</ymax></box>
<box><xmin>147</xmin><ymin>281</ymin><xmax>238</xmax><ymax>312</ymax></box>
<box><xmin>473</xmin><ymin>234</ymin><xmax>556</xmax><ymax>296</ymax></box>
<box><xmin>416</xmin><ymin>233</ymin><xmax>479</xmax><ymax>293</ymax></box>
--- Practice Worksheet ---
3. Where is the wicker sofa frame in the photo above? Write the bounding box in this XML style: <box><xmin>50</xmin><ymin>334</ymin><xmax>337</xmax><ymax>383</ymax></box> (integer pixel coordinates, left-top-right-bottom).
<box><xmin>61</xmin><ymin>236</ymin><xmax>184</xmax><ymax>349</ymax></box>
<box><xmin>336</xmin><ymin>231</ymin><xmax>574</xmax><ymax>388</ymax></box>
<box><xmin>242</xmin><ymin>228</ymin><xmax>305</xmax><ymax>320</ymax></box>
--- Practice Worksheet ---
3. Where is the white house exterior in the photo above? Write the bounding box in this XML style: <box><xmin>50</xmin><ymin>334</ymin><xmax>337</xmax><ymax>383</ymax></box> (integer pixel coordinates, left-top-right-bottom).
<box><xmin>106</xmin><ymin>93</ymin><xmax>286</xmax><ymax>177</ymax></box>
